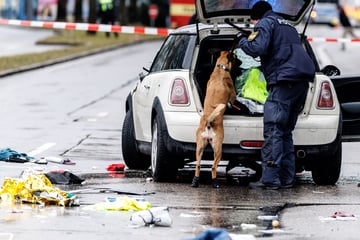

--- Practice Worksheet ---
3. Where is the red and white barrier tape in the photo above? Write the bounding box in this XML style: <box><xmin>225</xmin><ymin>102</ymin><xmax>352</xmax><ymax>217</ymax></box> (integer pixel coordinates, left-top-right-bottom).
<box><xmin>0</xmin><ymin>19</ymin><xmax>173</xmax><ymax>36</ymax></box>
<box><xmin>307</xmin><ymin>37</ymin><xmax>360</xmax><ymax>43</ymax></box>
<box><xmin>1</xmin><ymin>19</ymin><xmax>360</xmax><ymax>42</ymax></box>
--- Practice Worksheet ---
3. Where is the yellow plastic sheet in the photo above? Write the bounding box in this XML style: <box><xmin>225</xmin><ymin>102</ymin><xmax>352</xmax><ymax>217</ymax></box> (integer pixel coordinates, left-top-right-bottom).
<box><xmin>0</xmin><ymin>174</ymin><xmax>77</xmax><ymax>207</ymax></box>
<box><xmin>239</xmin><ymin>67</ymin><xmax>268</xmax><ymax>104</ymax></box>
<box><xmin>90</xmin><ymin>196</ymin><xmax>151</xmax><ymax>211</ymax></box>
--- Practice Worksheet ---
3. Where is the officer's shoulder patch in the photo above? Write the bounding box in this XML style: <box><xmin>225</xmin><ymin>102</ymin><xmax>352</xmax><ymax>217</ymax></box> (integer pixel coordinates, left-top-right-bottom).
<box><xmin>248</xmin><ymin>31</ymin><xmax>259</xmax><ymax>41</ymax></box>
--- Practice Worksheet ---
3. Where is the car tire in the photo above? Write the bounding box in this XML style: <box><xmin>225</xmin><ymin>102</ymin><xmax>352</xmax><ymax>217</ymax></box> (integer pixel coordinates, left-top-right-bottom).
<box><xmin>121</xmin><ymin>110</ymin><xmax>151</xmax><ymax>170</ymax></box>
<box><xmin>151</xmin><ymin>114</ymin><xmax>178</xmax><ymax>182</ymax></box>
<box><xmin>311</xmin><ymin>144</ymin><xmax>342</xmax><ymax>185</ymax></box>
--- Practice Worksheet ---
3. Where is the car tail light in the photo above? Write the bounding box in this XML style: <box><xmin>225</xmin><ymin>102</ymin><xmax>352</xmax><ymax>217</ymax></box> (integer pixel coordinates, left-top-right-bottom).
<box><xmin>169</xmin><ymin>78</ymin><xmax>189</xmax><ymax>105</ymax></box>
<box><xmin>317</xmin><ymin>82</ymin><xmax>334</xmax><ymax>109</ymax></box>
<box><xmin>240</xmin><ymin>141</ymin><xmax>264</xmax><ymax>149</ymax></box>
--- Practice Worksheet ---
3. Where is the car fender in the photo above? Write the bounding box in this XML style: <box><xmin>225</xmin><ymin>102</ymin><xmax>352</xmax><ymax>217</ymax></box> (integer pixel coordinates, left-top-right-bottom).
<box><xmin>125</xmin><ymin>93</ymin><xmax>132</xmax><ymax>113</ymax></box>
<box><xmin>151</xmin><ymin>97</ymin><xmax>167</xmax><ymax>137</ymax></box>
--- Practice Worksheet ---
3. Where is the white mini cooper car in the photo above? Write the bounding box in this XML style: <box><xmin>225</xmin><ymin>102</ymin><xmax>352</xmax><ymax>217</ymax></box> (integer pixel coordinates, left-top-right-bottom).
<box><xmin>122</xmin><ymin>0</ymin><xmax>360</xmax><ymax>185</ymax></box>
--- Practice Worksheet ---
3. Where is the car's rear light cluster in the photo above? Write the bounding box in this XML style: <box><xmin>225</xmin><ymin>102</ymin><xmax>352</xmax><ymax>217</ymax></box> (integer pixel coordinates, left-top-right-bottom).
<box><xmin>317</xmin><ymin>81</ymin><xmax>335</xmax><ymax>109</ymax></box>
<box><xmin>240</xmin><ymin>141</ymin><xmax>264</xmax><ymax>149</ymax></box>
<box><xmin>169</xmin><ymin>78</ymin><xmax>189</xmax><ymax>105</ymax></box>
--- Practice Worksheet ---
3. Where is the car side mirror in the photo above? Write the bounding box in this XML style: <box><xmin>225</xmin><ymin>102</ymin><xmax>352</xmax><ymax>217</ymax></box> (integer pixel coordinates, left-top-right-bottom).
<box><xmin>320</xmin><ymin>65</ymin><xmax>341</xmax><ymax>76</ymax></box>
<box><xmin>143</xmin><ymin>67</ymin><xmax>150</xmax><ymax>73</ymax></box>
<box><xmin>139</xmin><ymin>67</ymin><xmax>150</xmax><ymax>81</ymax></box>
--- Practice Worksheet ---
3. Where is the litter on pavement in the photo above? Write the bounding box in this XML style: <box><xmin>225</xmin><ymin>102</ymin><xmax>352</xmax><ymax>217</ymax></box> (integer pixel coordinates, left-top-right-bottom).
<box><xmin>42</xmin><ymin>156</ymin><xmax>76</xmax><ymax>165</ymax></box>
<box><xmin>106</xmin><ymin>163</ymin><xmax>125</xmax><ymax>178</ymax></box>
<box><xmin>19</xmin><ymin>167</ymin><xmax>85</xmax><ymax>185</ymax></box>
<box><xmin>84</xmin><ymin>196</ymin><xmax>151</xmax><ymax>211</ymax></box>
<box><xmin>106</xmin><ymin>163</ymin><xmax>125</xmax><ymax>171</ymax></box>
<box><xmin>44</xmin><ymin>170</ymin><xmax>85</xmax><ymax>185</ymax></box>
<box><xmin>0</xmin><ymin>148</ymin><xmax>77</xmax><ymax>165</ymax></box>
<box><xmin>130</xmin><ymin>206</ymin><xmax>172</xmax><ymax>227</ymax></box>
<box><xmin>319</xmin><ymin>211</ymin><xmax>357</xmax><ymax>221</ymax></box>
<box><xmin>0</xmin><ymin>148</ymin><xmax>34</xmax><ymax>163</ymax></box>
<box><xmin>0</xmin><ymin>173</ymin><xmax>79</xmax><ymax>206</ymax></box>
<box><xmin>184</xmin><ymin>228</ymin><xmax>256</xmax><ymax>240</ymax></box>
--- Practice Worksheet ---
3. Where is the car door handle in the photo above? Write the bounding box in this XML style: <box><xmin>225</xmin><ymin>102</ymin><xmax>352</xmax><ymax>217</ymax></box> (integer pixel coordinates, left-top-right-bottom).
<box><xmin>144</xmin><ymin>85</ymin><xmax>150</xmax><ymax>90</ymax></box>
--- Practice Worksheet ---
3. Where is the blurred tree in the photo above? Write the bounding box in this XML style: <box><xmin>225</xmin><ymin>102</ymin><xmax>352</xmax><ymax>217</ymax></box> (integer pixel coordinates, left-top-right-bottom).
<box><xmin>119</xmin><ymin>0</ymin><xmax>128</xmax><ymax>25</ymax></box>
<box><xmin>87</xmin><ymin>0</ymin><xmax>98</xmax><ymax>35</ymax></box>
<box><xmin>88</xmin><ymin>0</ymin><xmax>98</xmax><ymax>23</ymax></box>
<box><xmin>140</xmin><ymin>1</ymin><xmax>150</xmax><ymax>26</ymax></box>
<box><xmin>56</xmin><ymin>0</ymin><xmax>67</xmax><ymax>21</ymax></box>
<box><xmin>129</xmin><ymin>0</ymin><xmax>137</xmax><ymax>22</ymax></box>
<box><xmin>74</xmin><ymin>0</ymin><xmax>83</xmax><ymax>22</ymax></box>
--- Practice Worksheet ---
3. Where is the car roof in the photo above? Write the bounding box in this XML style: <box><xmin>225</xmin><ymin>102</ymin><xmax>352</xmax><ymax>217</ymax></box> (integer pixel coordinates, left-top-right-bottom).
<box><xmin>196</xmin><ymin>0</ymin><xmax>315</xmax><ymax>26</ymax></box>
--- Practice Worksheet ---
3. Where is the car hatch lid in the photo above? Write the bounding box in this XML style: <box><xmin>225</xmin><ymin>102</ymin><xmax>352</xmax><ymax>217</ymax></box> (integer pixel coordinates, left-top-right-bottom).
<box><xmin>196</xmin><ymin>0</ymin><xmax>315</xmax><ymax>26</ymax></box>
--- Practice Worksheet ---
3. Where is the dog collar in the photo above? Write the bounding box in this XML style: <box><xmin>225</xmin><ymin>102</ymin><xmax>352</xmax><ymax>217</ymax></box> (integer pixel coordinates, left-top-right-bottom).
<box><xmin>216</xmin><ymin>64</ymin><xmax>230</xmax><ymax>71</ymax></box>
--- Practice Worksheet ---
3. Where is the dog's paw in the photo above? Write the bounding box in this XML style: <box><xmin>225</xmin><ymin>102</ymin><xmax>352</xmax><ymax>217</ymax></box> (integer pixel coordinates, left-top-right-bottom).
<box><xmin>191</xmin><ymin>176</ymin><xmax>200</xmax><ymax>188</ymax></box>
<box><xmin>211</xmin><ymin>178</ymin><xmax>220</xmax><ymax>188</ymax></box>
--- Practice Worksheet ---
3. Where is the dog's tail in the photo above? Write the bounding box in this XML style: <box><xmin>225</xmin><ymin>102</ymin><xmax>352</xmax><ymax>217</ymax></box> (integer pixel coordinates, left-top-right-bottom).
<box><xmin>206</xmin><ymin>103</ymin><xmax>226</xmax><ymax>127</ymax></box>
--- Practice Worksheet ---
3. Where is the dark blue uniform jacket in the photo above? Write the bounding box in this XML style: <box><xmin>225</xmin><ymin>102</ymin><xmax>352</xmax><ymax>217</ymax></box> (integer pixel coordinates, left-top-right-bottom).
<box><xmin>238</xmin><ymin>11</ymin><xmax>315</xmax><ymax>87</ymax></box>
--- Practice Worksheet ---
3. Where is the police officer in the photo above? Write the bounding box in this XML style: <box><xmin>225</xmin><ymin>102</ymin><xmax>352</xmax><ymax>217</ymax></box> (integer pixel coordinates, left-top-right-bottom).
<box><xmin>337</xmin><ymin>4</ymin><xmax>358</xmax><ymax>50</ymax></box>
<box><xmin>238</xmin><ymin>1</ymin><xmax>315</xmax><ymax>189</ymax></box>
<box><xmin>98</xmin><ymin>0</ymin><xmax>119</xmax><ymax>38</ymax></box>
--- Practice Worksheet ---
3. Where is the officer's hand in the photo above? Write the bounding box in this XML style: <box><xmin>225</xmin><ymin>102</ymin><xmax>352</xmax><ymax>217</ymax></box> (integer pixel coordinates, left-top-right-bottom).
<box><xmin>234</xmin><ymin>32</ymin><xmax>244</xmax><ymax>42</ymax></box>
<box><xmin>234</xmin><ymin>30</ymin><xmax>251</xmax><ymax>41</ymax></box>
<box><xmin>241</xmin><ymin>29</ymin><xmax>252</xmax><ymax>37</ymax></box>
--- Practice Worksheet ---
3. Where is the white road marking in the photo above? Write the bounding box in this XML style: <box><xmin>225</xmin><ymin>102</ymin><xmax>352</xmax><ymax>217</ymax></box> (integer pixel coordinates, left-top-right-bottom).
<box><xmin>28</xmin><ymin>142</ymin><xmax>56</xmax><ymax>157</ymax></box>
<box><xmin>98</xmin><ymin>112</ymin><xmax>109</xmax><ymax>117</ymax></box>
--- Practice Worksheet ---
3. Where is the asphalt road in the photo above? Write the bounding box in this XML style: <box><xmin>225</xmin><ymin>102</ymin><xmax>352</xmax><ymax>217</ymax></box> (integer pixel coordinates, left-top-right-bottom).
<box><xmin>0</xmin><ymin>24</ymin><xmax>360</xmax><ymax>240</ymax></box>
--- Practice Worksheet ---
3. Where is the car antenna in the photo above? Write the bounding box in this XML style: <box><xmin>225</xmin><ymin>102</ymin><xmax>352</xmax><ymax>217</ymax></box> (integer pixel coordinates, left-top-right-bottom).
<box><xmin>301</xmin><ymin>2</ymin><xmax>315</xmax><ymax>40</ymax></box>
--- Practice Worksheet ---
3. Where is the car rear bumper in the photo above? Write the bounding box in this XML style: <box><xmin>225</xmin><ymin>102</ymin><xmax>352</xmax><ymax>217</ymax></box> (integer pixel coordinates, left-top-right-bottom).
<box><xmin>161</xmin><ymin>113</ymin><xmax>342</xmax><ymax>162</ymax></box>
<box><xmin>161</xmin><ymin>127</ymin><xmax>341</xmax><ymax>162</ymax></box>
<box><xmin>165</xmin><ymin>112</ymin><xmax>340</xmax><ymax>145</ymax></box>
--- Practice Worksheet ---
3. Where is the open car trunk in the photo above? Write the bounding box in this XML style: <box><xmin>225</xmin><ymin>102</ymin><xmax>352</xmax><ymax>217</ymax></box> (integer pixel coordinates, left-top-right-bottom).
<box><xmin>194</xmin><ymin>36</ymin><xmax>267</xmax><ymax>116</ymax></box>
<box><xmin>193</xmin><ymin>0</ymin><xmax>317</xmax><ymax>117</ymax></box>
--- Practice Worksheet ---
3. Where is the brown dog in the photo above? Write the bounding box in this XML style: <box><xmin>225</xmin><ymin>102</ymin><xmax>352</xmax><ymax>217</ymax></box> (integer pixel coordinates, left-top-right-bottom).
<box><xmin>191</xmin><ymin>51</ymin><xmax>239</xmax><ymax>188</ymax></box>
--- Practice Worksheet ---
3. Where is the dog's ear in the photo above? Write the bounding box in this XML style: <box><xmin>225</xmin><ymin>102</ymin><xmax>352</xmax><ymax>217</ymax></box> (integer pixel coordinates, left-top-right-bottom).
<box><xmin>227</xmin><ymin>52</ymin><xmax>234</xmax><ymax>62</ymax></box>
<box><xmin>234</xmin><ymin>56</ymin><xmax>242</xmax><ymax>69</ymax></box>
<box><xmin>229</xmin><ymin>53</ymin><xmax>242</xmax><ymax>80</ymax></box>
<box><xmin>227</xmin><ymin>52</ymin><xmax>242</xmax><ymax>68</ymax></box>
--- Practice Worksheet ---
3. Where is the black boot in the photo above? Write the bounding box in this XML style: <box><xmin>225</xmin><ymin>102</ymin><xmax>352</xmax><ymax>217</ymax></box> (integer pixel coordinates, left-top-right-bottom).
<box><xmin>211</xmin><ymin>178</ymin><xmax>220</xmax><ymax>188</ymax></box>
<box><xmin>191</xmin><ymin>176</ymin><xmax>200</xmax><ymax>187</ymax></box>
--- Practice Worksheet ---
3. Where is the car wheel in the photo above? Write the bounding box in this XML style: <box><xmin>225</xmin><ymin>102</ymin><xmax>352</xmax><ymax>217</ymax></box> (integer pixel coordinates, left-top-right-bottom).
<box><xmin>311</xmin><ymin>144</ymin><xmax>342</xmax><ymax>185</ymax></box>
<box><xmin>121</xmin><ymin>110</ymin><xmax>151</xmax><ymax>170</ymax></box>
<box><xmin>151</xmin><ymin>114</ymin><xmax>178</xmax><ymax>182</ymax></box>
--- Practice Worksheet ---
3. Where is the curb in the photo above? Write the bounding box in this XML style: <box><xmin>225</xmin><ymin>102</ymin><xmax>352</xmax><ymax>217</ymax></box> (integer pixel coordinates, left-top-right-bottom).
<box><xmin>78</xmin><ymin>169</ymin><xmax>150</xmax><ymax>179</ymax></box>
